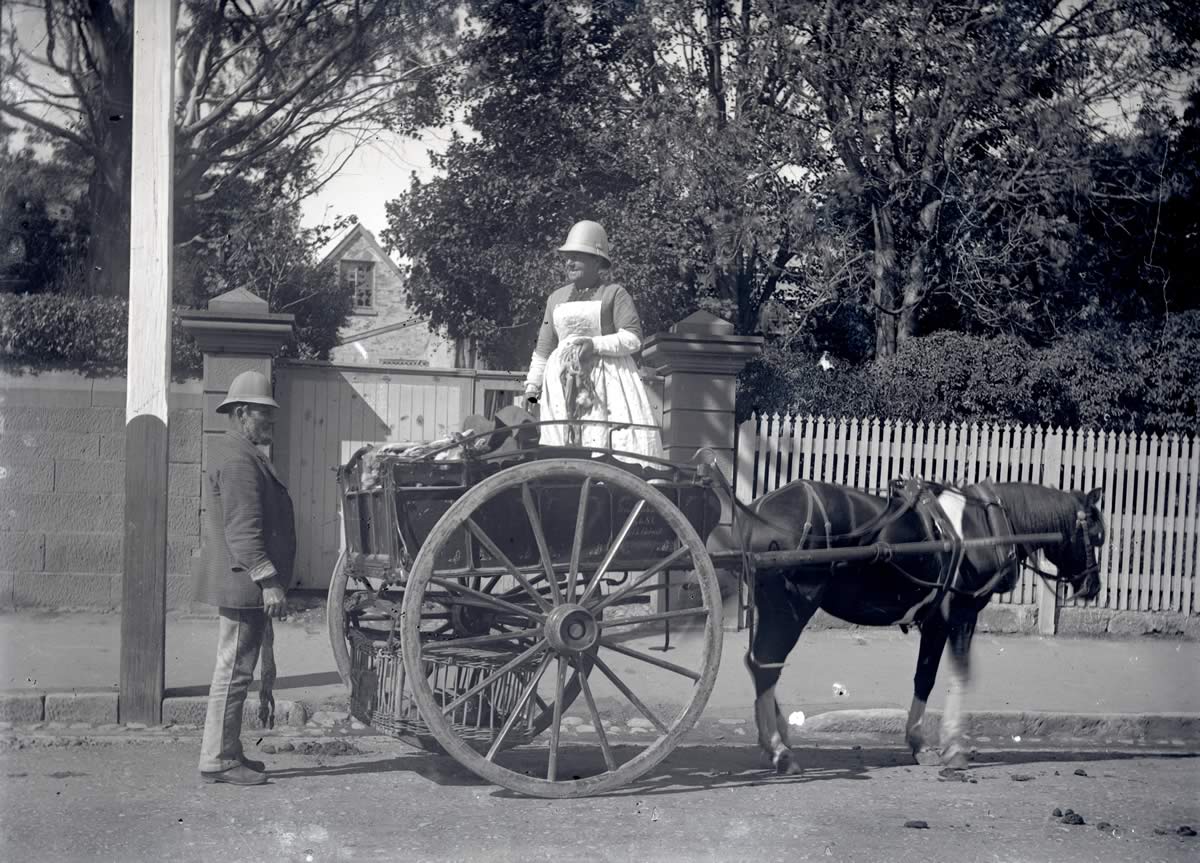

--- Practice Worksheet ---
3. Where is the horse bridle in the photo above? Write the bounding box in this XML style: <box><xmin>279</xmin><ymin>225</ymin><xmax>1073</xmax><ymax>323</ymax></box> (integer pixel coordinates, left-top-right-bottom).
<box><xmin>1015</xmin><ymin>507</ymin><xmax>1102</xmax><ymax>586</ymax></box>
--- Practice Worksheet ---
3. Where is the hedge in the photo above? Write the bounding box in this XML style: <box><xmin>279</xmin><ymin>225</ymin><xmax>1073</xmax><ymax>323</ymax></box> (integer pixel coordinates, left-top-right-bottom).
<box><xmin>739</xmin><ymin>312</ymin><xmax>1199</xmax><ymax>437</ymax></box>
<box><xmin>0</xmin><ymin>293</ymin><xmax>202</xmax><ymax>374</ymax></box>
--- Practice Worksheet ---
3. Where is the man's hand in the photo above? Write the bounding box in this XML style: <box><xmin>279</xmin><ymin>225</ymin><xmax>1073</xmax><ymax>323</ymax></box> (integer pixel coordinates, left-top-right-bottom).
<box><xmin>261</xmin><ymin>579</ymin><xmax>289</xmax><ymax>620</ymax></box>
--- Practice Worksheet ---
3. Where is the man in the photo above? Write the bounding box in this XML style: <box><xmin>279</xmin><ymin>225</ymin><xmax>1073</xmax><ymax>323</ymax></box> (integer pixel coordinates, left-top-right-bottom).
<box><xmin>195</xmin><ymin>370</ymin><xmax>296</xmax><ymax>786</ymax></box>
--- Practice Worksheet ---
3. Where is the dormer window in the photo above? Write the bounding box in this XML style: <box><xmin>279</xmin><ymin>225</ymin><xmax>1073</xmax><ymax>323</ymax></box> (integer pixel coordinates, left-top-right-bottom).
<box><xmin>342</xmin><ymin>261</ymin><xmax>375</xmax><ymax>310</ymax></box>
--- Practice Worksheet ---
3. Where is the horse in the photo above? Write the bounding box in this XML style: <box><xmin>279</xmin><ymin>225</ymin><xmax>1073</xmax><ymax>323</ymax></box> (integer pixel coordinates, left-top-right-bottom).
<box><xmin>738</xmin><ymin>478</ymin><xmax>1104</xmax><ymax>773</ymax></box>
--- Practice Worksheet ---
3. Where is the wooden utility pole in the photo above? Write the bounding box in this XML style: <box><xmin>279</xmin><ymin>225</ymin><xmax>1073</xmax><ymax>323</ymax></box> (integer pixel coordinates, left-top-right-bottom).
<box><xmin>120</xmin><ymin>1</ymin><xmax>177</xmax><ymax>724</ymax></box>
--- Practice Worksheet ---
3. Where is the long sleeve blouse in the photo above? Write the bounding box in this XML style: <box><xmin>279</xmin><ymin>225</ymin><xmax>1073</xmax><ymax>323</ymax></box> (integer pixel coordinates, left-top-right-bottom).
<box><xmin>525</xmin><ymin>283</ymin><xmax>643</xmax><ymax>391</ymax></box>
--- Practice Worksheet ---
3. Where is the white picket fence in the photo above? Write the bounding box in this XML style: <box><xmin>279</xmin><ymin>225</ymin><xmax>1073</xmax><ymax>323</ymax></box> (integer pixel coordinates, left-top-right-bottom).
<box><xmin>734</xmin><ymin>414</ymin><xmax>1200</xmax><ymax>615</ymax></box>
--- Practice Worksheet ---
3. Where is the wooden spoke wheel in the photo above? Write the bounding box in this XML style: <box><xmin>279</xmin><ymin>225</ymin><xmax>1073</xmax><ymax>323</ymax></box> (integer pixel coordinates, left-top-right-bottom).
<box><xmin>328</xmin><ymin>545</ymin><xmax>580</xmax><ymax>753</ymax></box>
<box><xmin>400</xmin><ymin>458</ymin><xmax>723</xmax><ymax>798</ymax></box>
<box><xmin>326</xmin><ymin>550</ymin><xmax>407</xmax><ymax>688</ymax></box>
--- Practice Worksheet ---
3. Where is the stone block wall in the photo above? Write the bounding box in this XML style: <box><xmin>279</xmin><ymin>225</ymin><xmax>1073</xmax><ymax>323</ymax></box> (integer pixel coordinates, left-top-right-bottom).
<box><xmin>0</xmin><ymin>370</ymin><xmax>203</xmax><ymax>610</ymax></box>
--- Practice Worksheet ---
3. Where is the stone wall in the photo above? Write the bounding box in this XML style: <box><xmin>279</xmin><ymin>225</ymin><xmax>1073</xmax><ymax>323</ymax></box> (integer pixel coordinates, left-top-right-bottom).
<box><xmin>0</xmin><ymin>370</ymin><xmax>202</xmax><ymax>610</ymax></box>
<box><xmin>326</xmin><ymin>230</ymin><xmax>457</xmax><ymax>367</ymax></box>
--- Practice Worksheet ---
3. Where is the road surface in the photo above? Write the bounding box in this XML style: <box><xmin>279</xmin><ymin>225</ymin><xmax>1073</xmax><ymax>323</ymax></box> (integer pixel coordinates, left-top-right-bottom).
<box><xmin>1</xmin><ymin>733</ymin><xmax>1195</xmax><ymax>862</ymax></box>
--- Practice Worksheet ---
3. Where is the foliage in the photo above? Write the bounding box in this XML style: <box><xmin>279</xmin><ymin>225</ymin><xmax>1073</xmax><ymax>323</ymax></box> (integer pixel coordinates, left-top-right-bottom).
<box><xmin>0</xmin><ymin>293</ymin><xmax>201</xmax><ymax>374</ymax></box>
<box><xmin>385</xmin><ymin>1</ymin><xmax>697</xmax><ymax>368</ymax></box>
<box><xmin>0</xmin><ymin>137</ymin><xmax>88</xmax><ymax>292</ymax></box>
<box><xmin>0</xmin><ymin>0</ymin><xmax>456</xmax><ymax>296</ymax></box>
<box><xmin>174</xmin><ymin>174</ymin><xmax>354</xmax><ymax>360</ymax></box>
<box><xmin>386</xmin><ymin>0</ymin><xmax>1196</xmax><ymax>368</ymax></box>
<box><xmin>741</xmin><ymin>313</ymin><xmax>1200</xmax><ymax>437</ymax></box>
<box><xmin>1069</xmin><ymin>88</ymin><xmax>1200</xmax><ymax>323</ymax></box>
<box><xmin>762</xmin><ymin>0</ymin><xmax>1196</xmax><ymax>355</ymax></box>
<box><xmin>386</xmin><ymin>0</ymin><xmax>852</xmax><ymax>367</ymax></box>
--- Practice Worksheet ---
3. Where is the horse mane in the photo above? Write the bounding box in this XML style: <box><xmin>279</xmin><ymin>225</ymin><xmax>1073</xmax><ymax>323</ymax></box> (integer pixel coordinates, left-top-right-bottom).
<box><xmin>992</xmin><ymin>483</ymin><xmax>1079</xmax><ymax>540</ymax></box>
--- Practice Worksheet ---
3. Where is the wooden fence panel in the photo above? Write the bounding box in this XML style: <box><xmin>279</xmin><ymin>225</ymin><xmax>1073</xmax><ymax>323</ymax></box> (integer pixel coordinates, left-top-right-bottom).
<box><xmin>274</xmin><ymin>362</ymin><xmax>503</xmax><ymax>589</ymax></box>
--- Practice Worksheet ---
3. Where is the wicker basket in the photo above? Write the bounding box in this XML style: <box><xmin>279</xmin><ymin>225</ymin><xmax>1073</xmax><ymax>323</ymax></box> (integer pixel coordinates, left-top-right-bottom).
<box><xmin>348</xmin><ymin>628</ymin><xmax>544</xmax><ymax>754</ymax></box>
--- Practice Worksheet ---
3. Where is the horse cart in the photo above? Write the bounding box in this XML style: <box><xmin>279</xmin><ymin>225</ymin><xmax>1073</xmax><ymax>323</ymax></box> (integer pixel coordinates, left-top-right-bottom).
<box><xmin>326</xmin><ymin>423</ymin><xmax>1071</xmax><ymax>798</ymax></box>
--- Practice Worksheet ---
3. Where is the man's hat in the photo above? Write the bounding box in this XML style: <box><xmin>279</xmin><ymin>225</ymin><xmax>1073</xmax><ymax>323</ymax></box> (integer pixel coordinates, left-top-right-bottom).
<box><xmin>217</xmin><ymin>370</ymin><xmax>279</xmax><ymax>414</ymax></box>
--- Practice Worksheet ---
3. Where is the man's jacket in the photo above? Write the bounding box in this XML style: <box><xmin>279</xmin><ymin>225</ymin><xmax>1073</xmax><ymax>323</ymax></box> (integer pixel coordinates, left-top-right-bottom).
<box><xmin>194</xmin><ymin>431</ymin><xmax>297</xmax><ymax>608</ymax></box>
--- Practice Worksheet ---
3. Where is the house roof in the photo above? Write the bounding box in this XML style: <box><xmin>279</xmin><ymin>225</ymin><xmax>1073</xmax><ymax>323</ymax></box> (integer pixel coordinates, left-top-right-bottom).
<box><xmin>319</xmin><ymin>223</ymin><xmax>404</xmax><ymax>282</ymax></box>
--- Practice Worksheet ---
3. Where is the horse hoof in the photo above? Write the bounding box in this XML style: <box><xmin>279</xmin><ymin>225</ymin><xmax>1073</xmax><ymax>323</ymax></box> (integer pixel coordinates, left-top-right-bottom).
<box><xmin>942</xmin><ymin>749</ymin><xmax>970</xmax><ymax>770</ymax></box>
<box><xmin>913</xmin><ymin>748</ymin><xmax>942</xmax><ymax>767</ymax></box>
<box><xmin>773</xmin><ymin>749</ymin><xmax>797</xmax><ymax>775</ymax></box>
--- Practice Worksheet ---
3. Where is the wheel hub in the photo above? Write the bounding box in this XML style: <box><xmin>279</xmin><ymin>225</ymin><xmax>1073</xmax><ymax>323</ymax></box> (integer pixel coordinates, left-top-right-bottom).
<box><xmin>544</xmin><ymin>604</ymin><xmax>599</xmax><ymax>654</ymax></box>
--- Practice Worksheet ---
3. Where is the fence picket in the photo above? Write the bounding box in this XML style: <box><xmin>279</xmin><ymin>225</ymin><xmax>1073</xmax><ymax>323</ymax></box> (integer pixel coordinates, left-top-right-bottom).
<box><xmin>897</xmin><ymin>420</ymin><xmax>911</xmax><ymax>479</ymax></box>
<box><xmin>1108</xmin><ymin>434</ymin><xmax>1128</xmax><ymax>612</ymax></box>
<box><xmin>964</xmin><ymin>424</ymin><xmax>974</xmax><ymax>484</ymax></box>
<box><xmin>1143</xmin><ymin>432</ymin><xmax>1160</xmax><ymax>611</ymax></box>
<box><xmin>767</xmin><ymin>412</ymin><xmax>781</xmax><ymax>493</ymax></box>
<box><xmin>1160</xmin><ymin>435</ymin><xmax>1180</xmax><ymax>612</ymax></box>
<box><xmin>1180</xmin><ymin>436</ymin><xmax>1198</xmax><ymax>613</ymax></box>
<box><xmin>1067</xmin><ymin>428</ymin><xmax>1089</xmax><ymax>606</ymax></box>
<box><xmin>1176</xmin><ymin>441</ymin><xmax>1195</xmax><ymax>619</ymax></box>
<box><xmin>756</xmin><ymin>412</ymin><xmax>772</xmax><ymax>496</ymax></box>
<box><xmin>1133</xmin><ymin>433</ymin><xmax>1151</xmax><ymax>611</ymax></box>
<box><xmin>1144</xmin><ymin>434</ymin><xmax>1161</xmax><ymax>610</ymax></box>
<box><xmin>1098</xmin><ymin>431</ymin><xmax>1116</xmax><ymax>609</ymax></box>
<box><xmin>868</xmin><ymin>418</ymin><xmax>883</xmax><ymax>492</ymax></box>
<box><xmin>847</xmin><ymin>417</ymin><xmax>861</xmax><ymax>489</ymax></box>
<box><xmin>798</xmin><ymin>414</ymin><xmax>814</xmax><ymax>482</ymax></box>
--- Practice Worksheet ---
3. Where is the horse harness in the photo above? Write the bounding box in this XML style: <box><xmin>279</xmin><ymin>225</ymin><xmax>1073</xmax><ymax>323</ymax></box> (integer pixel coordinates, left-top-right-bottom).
<box><xmin>732</xmin><ymin>467</ymin><xmax>1103</xmax><ymax>671</ymax></box>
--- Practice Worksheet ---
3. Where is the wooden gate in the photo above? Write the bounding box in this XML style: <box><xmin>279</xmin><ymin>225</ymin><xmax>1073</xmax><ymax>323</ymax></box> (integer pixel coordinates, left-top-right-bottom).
<box><xmin>274</xmin><ymin>361</ymin><xmax>478</xmax><ymax>588</ymax></box>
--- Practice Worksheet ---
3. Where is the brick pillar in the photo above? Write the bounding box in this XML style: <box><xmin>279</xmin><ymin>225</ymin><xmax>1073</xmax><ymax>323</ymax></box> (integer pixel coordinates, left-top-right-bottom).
<box><xmin>178</xmin><ymin>288</ymin><xmax>294</xmax><ymax>596</ymax></box>
<box><xmin>641</xmin><ymin>311</ymin><xmax>764</xmax><ymax>550</ymax></box>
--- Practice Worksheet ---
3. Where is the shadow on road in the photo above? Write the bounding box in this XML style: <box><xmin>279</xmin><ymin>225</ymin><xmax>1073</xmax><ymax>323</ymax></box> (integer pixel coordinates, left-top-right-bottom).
<box><xmin>265</xmin><ymin>742</ymin><xmax>1194</xmax><ymax>796</ymax></box>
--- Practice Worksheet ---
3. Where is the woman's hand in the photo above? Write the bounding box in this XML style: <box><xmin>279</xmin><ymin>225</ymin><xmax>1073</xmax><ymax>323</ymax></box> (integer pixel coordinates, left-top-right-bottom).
<box><xmin>576</xmin><ymin>337</ymin><xmax>595</xmax><ymax>362</ymax></box>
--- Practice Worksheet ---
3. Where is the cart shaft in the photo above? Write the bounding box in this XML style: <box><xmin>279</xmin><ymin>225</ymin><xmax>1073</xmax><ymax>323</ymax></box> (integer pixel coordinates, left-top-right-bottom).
<box><xmin>711</xmin><ymin>531</ymin><xmax>1062</xmax><ymax>570</ymax></box>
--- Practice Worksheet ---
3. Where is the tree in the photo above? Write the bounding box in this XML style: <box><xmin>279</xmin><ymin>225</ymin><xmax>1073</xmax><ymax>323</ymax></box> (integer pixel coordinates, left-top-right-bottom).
<box><xmin>0</xmin><ymin>0</ymin><xmax>455</xmax><ymax>297</ymax></box>
<box><xmin>1069</xmin><ymin>85</ymin><xmax>1200</xmax><ymax>321</ymax></box>
<box><xmin>0</xmin><ymin>140</ymin><xmax>88</xmax><ymax>292</ymax></box>
<box><xmin>386</xmin><ymin>0</ymin><xmax>697</xmax><ymax>367</ymax></box>
<box><xmin>755</xmin><ymin>0</ymin><xmax>1196</xmax><ymax>354</ymax></box>
<box><xmin>388</xmin><ymin>1</ymin><xmax>1195</xmax><ymax>366</ymax></box>
<box><xmin>386</xmin><ymin>0</ymin><xmax>848</xmax><ymax>366</ymax></box>
<box><xmin>174</xmin><ymin>166</ymin><xmax>356</xmax><ymax>359</ymax></box>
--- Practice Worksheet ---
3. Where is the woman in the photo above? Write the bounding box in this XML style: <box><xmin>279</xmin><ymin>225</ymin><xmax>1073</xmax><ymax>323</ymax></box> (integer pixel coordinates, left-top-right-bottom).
<box><xmin>523</xmin><ymin>220</ymin><xmax>663</xmax><ymax>460</ymax></box>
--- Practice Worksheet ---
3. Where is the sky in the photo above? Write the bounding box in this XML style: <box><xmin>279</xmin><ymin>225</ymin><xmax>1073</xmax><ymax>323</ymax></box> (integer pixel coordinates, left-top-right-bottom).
<box><xmin>4</xmin><ymin>2</ymin><xmax>448</xmax><ymax>262</ymax></box>
<box><xmin>299</xmin><ymin>128</ymin><xmax>455</xmax><ymax>260</ymax></box>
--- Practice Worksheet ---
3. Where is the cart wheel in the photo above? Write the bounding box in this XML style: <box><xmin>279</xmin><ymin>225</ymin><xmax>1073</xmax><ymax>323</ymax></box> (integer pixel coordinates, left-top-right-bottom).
<box><xmin>327</xmin><ymin>550</ymin><xmax>411</xmax><ymax>689</ymax></box>
<box><xmin>328</xmin><ymin>548</ymin><xmax>581</xmax><ymax>746</ymax></box>
<box><xmin>326</xmin><ymin>550</ymin><xmax>353</xmax><ymax>687</ymax></box>
<box><xmin>400</xmin><ymin>458</ymin><xmax>722</xmax><ymax>798</ymax></box>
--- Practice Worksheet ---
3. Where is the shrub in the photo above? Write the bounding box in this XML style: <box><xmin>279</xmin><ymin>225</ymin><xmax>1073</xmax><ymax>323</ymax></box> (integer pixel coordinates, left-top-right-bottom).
<box><xmin>740</xmin><ymin>317</ymin><xmax>1199</xmax><ymax>436</ymax></box>
<box><xmin>0</xmin><ymin>293</ymin><xmax>201</xmax><ymax>374</ymax></box>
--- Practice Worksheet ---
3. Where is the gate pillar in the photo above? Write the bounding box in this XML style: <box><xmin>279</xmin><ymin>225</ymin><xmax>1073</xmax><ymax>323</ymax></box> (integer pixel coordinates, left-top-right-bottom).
<box><xmin>178</xmin><ymin>288</ymin><xmax>294</xmax><ymax>598</ymax></box>
<box><xmin>642</xmin><ymin>311</ymin><xmax>763</xmax><ymax>552</ymax></box>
